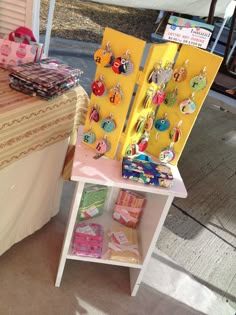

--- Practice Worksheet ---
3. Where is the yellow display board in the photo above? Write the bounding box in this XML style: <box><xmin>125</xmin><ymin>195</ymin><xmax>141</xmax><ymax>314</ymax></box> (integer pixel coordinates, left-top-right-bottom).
<box><xmin>82</xmin><ymin>27</ymin><xmax>146</xmax><ymax>159</ymax></box>
<box><xmin>120</xmin><ymin>44</ymin><xmax>223</xmax><ymax>165</ymax></box>
<box><xmin>83</xmin><ymin>27</ymin><xmax>223</xmax><ymax>165</ymax></box>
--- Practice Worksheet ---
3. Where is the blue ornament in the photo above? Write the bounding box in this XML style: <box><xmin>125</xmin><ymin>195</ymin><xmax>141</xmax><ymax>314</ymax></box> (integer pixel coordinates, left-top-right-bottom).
<box><xmin>154</xmin><ymin>117</ymin><xmax>170</xmax><ymax>131</ymax></box>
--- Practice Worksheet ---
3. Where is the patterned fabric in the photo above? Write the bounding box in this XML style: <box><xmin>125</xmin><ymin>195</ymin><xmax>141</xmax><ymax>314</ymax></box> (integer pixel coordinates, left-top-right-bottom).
<box><xmin>9</xmin><ymin>58</ymin><xmax>83</xmax><ymax>100</ymax></box>
<box><xmin>0</xmin><ymin>68</ymin><xmax>89</xmax><ymax>170</ymax></box>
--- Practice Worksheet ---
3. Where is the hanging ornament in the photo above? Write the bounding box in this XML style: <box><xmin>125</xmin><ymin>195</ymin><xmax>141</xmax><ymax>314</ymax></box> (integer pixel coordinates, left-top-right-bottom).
<box><xmin>179</xmin><ymin>93</ymin><xmax>196</xmax><ymax>114</ymax></box>
<box><xmin>91</xmin><ymin>75</ymin><xmax>106</xmax><ymax>97</ymax></box>
<box><xmin>152</xmin><ymin>85</ymin><xmax>166</xmax><ymax>106</ymax></box>
<box><xmin>147</xmin><ymin>61</ymin><xmax>166</xmax><ymax>85</ymax></box>
<box><xmin>82</xmin><ymin>128</ymin><xmax>96</xmax><ymax>144</ymax></box>
<box><xmin>94</xmin><ymin>135</ymin><xmax>111</xmax><ymax>159</ymax></box>
<box><xmin>164</xmin><ymin>87</ymin><xmax>178</xmax><ymax>107</ymax></box>
<box><xmin>125</xmin><ymin>142</ymin><xmax>139</xmax><ymax>157</ymax></box>
<box><xmin>190</xmin><ymin>67</ymin><xmax>207</xmax><ymax>91</ymax></box>
<box><xmin>154</xmin><ymin>113</ymin><xmax>170</xmax><ymax>132</ymax></box>
<box><xmin>100</xmin><ymin>114</ymin><xmax>116</xmax><ymax>133</ymax></box>
<box><xmin>112</xmin><ymin>50</ymin><xmax>134</xmax><ymax>75</ymax></box>
<box><xmin>159</xmin><ymin>143</ymin><xmax>175</xmax><ymax>164</ymax></box>
<box><xmin>108</xmin><ymin>83</ymin><xmax>123</xmax><ymax>105</ymax></box>
<box><xmin>163</xmin><ymin>60</ymin><xmax>174</xmax><ymax>83</ymax></box>
<box><xmin>169</xmin><ymin>120</ymin><xmax>182</xmax><ymax>143</ymax></box>
<box><xmin>172</xmin><ymin>60</ymin><xmax>188</xmax><ymax>82</ymax></box>
<box><xmin>144</xmin><ymin>112</ymin><xmax>155</xmax><ymax>133</ymax></box>
<box><xmin>143</xmin><ymin>86</ymin><xmax>155</xmax><ymax>108</ymax></box>
<box><xmin>138</xmin><ymin>132</ymin><xmax>149</xmax><ymax>152</ymax></box>
<box><xmin>94</xmin><ymin>42</ymin><xmax>114</xmax><ymax>67</ymax></box>
<box><xmin>135</xmin><ymin>116</ymin><xmax>146</xmax><ymax>133</ymax></box>
<box><xmin>89</xmin><ymin>104</ymin><xmax>100</xmax><ymax>122</ymax></box>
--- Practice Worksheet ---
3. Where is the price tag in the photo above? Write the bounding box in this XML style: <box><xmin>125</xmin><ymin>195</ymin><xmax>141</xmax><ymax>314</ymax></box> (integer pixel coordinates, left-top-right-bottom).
<box><xmin>76</xmin><ymin>225</ymin><xmax>96</xmax><ymax>236</ymax></box>
<box><xmin>85</xmin><ymin>206</ymin><xmax>99</xmax><ymax>217</ymax></box>
<box><xmin>112</xmin><ymin>231</ymin><xmax>129</xmax><ymax>245</ymax></box>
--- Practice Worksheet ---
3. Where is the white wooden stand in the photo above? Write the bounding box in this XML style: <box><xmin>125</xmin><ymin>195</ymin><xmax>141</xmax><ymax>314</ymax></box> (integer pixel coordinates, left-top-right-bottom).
<box><xmin>55</xmin><ymin>134</ymin><xmax>187</xmax><ymax>296</ymax></box>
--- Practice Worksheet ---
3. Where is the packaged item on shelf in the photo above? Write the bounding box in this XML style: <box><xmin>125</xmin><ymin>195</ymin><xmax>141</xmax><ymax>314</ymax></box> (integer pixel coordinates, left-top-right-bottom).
<box><xmin>122</xmin><ymin>157</ymin><xmax>173</xmax><ymax>188</ymax></box>
<box><xmin>72</xmin><ymin>222</ymin><xmax>103</xmax><ymax>258</ymax></box>
<box><xmin>113</xmin><ymin>190</ymin><xmax>145</xmax><ymax>228</ymax></box>
<box><xmin>108</xmin><ymin>226</ymin><xmax>140</xmax><ymax>264</ymax></box>
<box><xmin>113</xmin><ymin>205</ymin><xmax>142</xmax><ymax>228</ymax></box>
<box><xmin>78</xmin><ymin>184</ymin><xmax>108</xmax><ymax>221</ymax></box>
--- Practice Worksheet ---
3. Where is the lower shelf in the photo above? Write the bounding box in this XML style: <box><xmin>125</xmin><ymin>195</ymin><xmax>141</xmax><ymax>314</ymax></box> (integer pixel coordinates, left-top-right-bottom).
<box><xmin>67</xmin><ymin>247</ymin><xmax>143</xmax><ymax>269</ymax></box>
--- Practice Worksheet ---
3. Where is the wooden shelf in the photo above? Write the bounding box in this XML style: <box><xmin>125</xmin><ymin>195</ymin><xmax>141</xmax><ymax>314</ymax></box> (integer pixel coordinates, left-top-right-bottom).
<box><xmin>55</xmin><ymin>130</ymin><xmax>187</xmax><ymax>296</ymax></box>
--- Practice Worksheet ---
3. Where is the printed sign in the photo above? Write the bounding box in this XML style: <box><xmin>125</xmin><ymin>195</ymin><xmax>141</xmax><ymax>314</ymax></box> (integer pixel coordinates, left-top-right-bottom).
<box><xmin>163</xmin><ymin>16</ymin><xmax>214</xmax><ymax>49</ymax></box>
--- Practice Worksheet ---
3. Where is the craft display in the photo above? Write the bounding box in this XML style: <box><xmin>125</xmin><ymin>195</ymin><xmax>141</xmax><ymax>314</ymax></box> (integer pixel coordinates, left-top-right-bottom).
<box><xmin>72</xmin><ymin>222</ymin><xmax>103</xmax><ymax>258</ymax></box>
<box><xmin>82</xmin><ymin>27</ymin><xmax>223</xmax><ymax>166</ymax></box>
<box><xmin>82</xmin><ymin>28</ymin><xmax>146</xmax><ymax>159</ymax></box>
<box><xmin>119</xmin><ymin>43</ymin><xmax>223</xmax><ymax>166</ymax></box>
<box><xmin>77</xmin><ymin>184</ymin><xmax>108</xmax><ymax>221</ymax></box>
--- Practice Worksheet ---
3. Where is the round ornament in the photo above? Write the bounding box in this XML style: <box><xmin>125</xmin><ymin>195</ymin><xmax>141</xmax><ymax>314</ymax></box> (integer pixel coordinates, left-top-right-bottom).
<box><xmin>190</xmin><ymin>69</ymin><xmax>207</xmax><ymax>91</ymax></box>
<box><xmin>179</xmin><ymin>99</ymin><xmax>196</xmax><ymax>114</ymax></box>
<box><xmin>159</xmin><ymin>146</ymin><xmax>175</xmax><ymax>163</ymax></box>
<box><xmin>101</xmin><ymin>116</ymin><xmax>116</xmax><ymax>133</ymax></box>
<box><xmin>82</xmin><ymin>131</ymin><xmax>96</xmax><ymax>144</ymax></box>
<box><xmin>154</xmin><ymin>115</ymin><xmax>170</xmax><ymax>132</ymax></box>
<box><xmin>91</xmin><ymin>77</ymin><xmax>106</xmax><ymax>97</ymax></box>
<box><xmin>164</xmin><ymin>88</ymin><xmax>177</xmax><ymax>107</ymax></box>
<box><xmin>95</xmin><ymin>138</ymin><xmax>111</xmax><ymax>155</ymax></box>
<box><xmin>108</xmin><ymin>84</ymin><xmax>123</xmax><ymax>105</ymax></box>
<box><xmin>94</xmin><ymin>43</ymin><xmax>113</xmax><ymax>67</ymax></box>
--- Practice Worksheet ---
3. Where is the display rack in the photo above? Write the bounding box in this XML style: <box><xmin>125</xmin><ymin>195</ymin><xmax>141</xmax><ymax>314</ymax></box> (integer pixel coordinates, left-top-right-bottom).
<box><xmin>55</xmin><ymin>28</ymin><xmax>222</xmax><ymax>296</ymax></box>
<box><xmin>83</xmin><ymin>27</ymin><xmax>223</xmax><ymax>165</ymax></box>
<box><xmin>55</xmin><ymin>131</ymin><xmax>187</xmax><ymax>296</ymax></box>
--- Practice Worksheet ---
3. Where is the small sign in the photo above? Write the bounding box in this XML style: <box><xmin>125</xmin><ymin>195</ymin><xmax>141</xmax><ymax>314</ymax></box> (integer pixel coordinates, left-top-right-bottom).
<box><xmin>163</xmin><ymin>16</ymin><xmax>214</xmax><ymax>49</ymax></box>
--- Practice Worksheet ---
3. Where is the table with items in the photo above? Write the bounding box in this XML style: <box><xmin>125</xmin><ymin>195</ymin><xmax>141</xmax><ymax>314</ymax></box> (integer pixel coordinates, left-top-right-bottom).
<box><xmin>0</xmin><ymin>68</ymin><xmax>89</xmax><ymax>255</ymax></box>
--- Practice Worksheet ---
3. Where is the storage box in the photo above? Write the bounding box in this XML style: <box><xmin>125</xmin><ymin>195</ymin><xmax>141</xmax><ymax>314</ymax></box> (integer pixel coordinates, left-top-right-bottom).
<box><xmin>122</xmin><ymin>157</ymin><xmax>173</xmax><ymax>188</ymax></box>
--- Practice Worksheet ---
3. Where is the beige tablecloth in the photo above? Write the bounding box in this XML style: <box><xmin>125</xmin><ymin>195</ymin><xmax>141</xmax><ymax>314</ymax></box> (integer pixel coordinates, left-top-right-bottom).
<box><xmin>0</xmin><ymin>69</ymin><xmax>89</xmax><ymax>255</ymax></box>
<box><xmin>0</xmin><ymin>68</ymin><xmax>89</xmax><ymax>170</ymax></box>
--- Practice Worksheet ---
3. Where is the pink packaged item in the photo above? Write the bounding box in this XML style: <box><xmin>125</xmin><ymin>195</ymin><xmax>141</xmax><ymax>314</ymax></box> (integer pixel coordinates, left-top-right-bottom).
<box><xmin>113</xmin><ymin>204</ymin><xmax>142</xmax><ymax>228</ymax></box>
<box><xmin>72</xmin><ymin>223</ymin><xmax>103</xmax><ymax>258</ymax></box>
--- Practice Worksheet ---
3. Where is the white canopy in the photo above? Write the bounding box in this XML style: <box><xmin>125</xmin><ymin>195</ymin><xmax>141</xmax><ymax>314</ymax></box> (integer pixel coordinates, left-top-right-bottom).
<box><xmin>44</xmin><ymin>0</ymin><xmax>235</xmax><ymax>55</ymax></box>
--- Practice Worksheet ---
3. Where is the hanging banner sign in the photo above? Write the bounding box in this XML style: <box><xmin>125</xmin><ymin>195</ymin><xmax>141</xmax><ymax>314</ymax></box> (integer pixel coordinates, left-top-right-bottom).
<box><xmin>163</xmin><ymin>16</ymin><xmax>214</xmax><ymax>49</ymax></box>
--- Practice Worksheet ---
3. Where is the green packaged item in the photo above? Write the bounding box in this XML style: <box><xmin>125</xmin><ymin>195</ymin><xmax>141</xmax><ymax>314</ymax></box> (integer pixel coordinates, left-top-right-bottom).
<box><xmin>78</xmin><ymin>184</ymin><xmax>108</xmax><ymax>221</ymax></box>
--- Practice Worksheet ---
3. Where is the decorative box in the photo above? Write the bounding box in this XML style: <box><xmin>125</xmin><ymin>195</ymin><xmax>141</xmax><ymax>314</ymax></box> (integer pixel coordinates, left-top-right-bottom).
<box><xmin>72</xmin><ymin>223</ymin><xmax>103</xmax><ymax>258</ymax></box>
<box><xmin>122</xmin><ymin>157</ymin><xmax>173</xmax><ymax>188</ymax></box>
<box><xmin>78</xmin><ymin>184</ymin><xmax>108</xmax><ymax>221</ymax></box>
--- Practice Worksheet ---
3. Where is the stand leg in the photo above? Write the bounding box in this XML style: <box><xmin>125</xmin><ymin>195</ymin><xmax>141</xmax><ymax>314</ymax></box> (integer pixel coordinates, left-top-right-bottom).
<box><xmin>129</xmin><ymin>195</ymin><xmax>174</xmax><ymax>296</ymax></box>
<box><xmin>55</xmin><ymin>181</ymin><xmax>85</xmax><ymax>287</ymax></box>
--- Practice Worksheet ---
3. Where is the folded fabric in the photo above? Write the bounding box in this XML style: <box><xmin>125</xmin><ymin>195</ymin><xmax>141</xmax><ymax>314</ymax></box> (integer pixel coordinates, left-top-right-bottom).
<box><xmin>9</xmin><ymin>58</ymin><xmax>83</xmax><ymax>100</ymax></box>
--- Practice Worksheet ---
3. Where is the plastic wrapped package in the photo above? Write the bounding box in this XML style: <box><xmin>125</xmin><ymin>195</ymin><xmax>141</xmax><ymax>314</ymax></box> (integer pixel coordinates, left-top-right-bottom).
<box><xmin>108</xmin><ymin>226</ymin><xmax>140</xmax><ymax>264</ymax></box>
<box><xmin>72</xmin><ymin>222</ymin><xmax>103</xmax><ymax>258</ymax></box>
